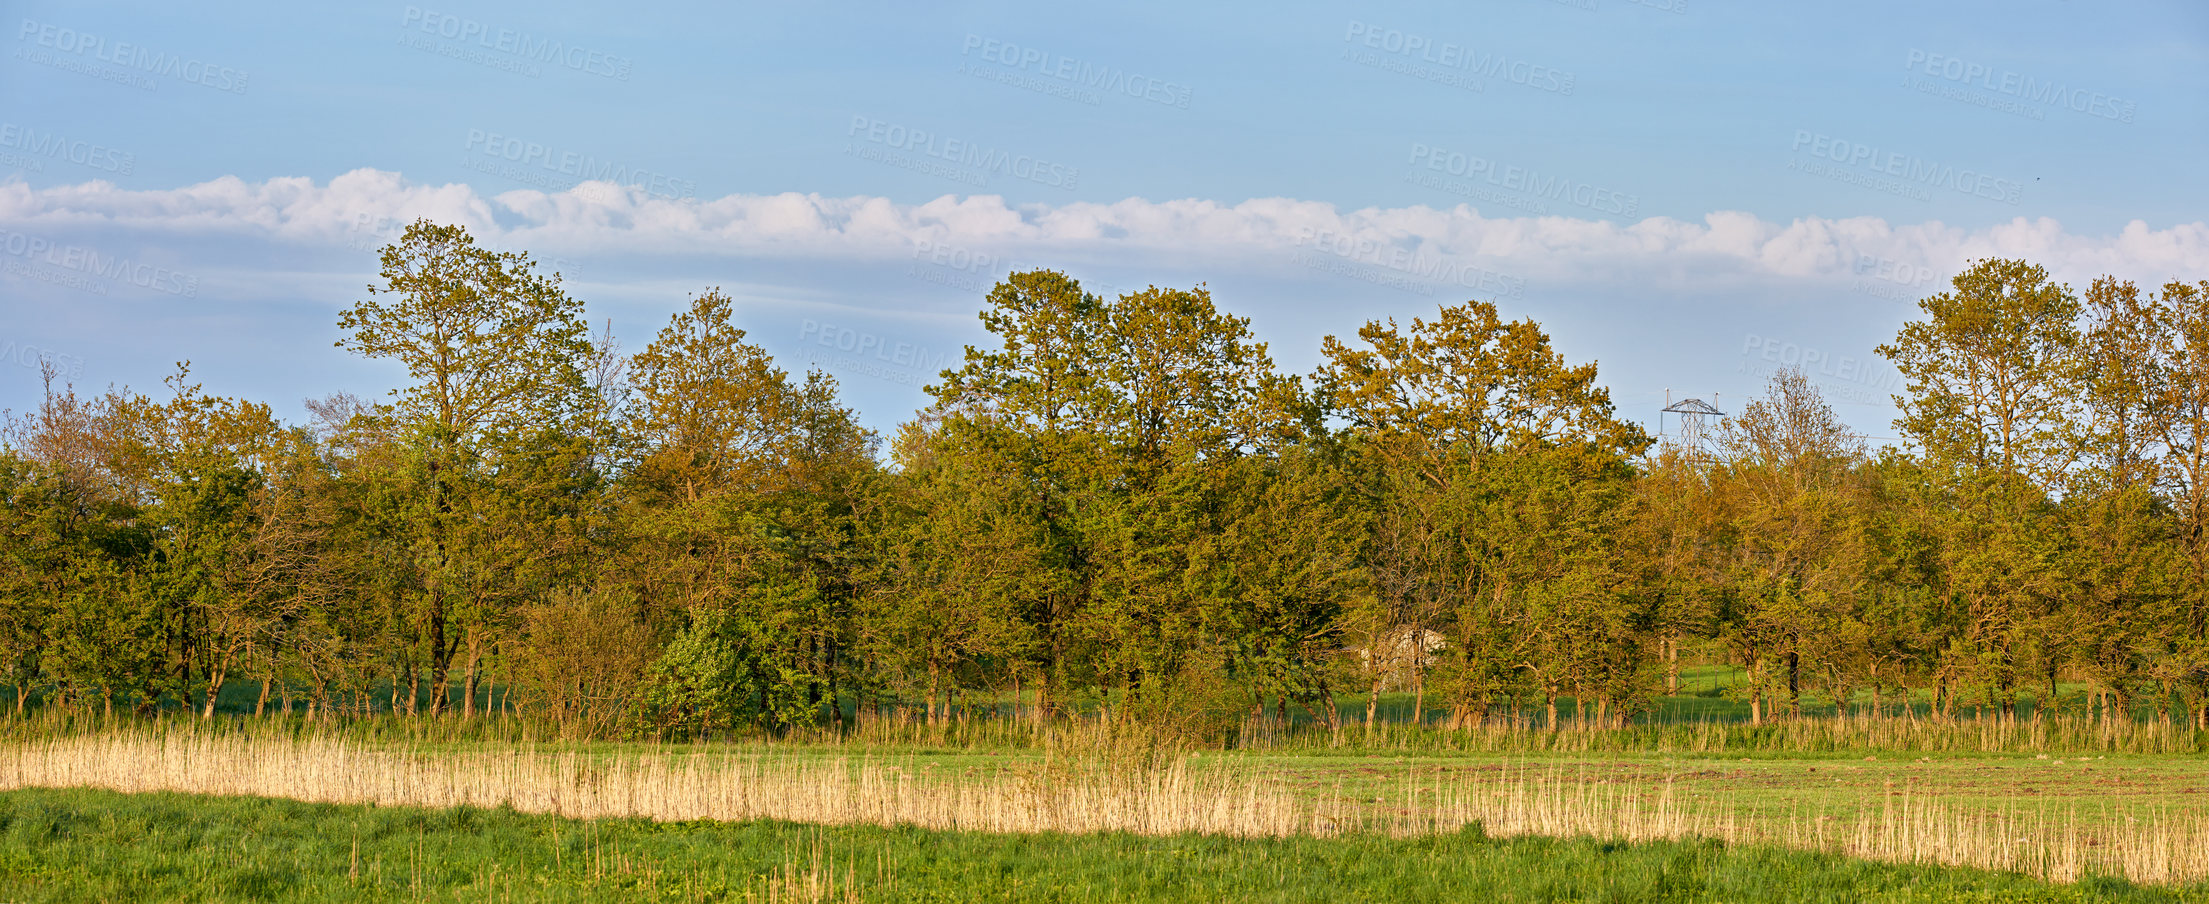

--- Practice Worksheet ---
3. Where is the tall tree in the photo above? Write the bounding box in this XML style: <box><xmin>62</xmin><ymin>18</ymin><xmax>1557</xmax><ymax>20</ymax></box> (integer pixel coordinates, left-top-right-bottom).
<box><xmin>1317</xmin><ymin>300</ymin><xmax>1650</xmax><ymax>727</ymax></box>
<box><xmin>1878</xmin><ymin>258</ymin><xmax>2083</xmax><ymax>716</ymax></box>
<box><xmin>619</xmin><ymin>289</ymin><xmax>876</xmax><ymax>735</ymax></box>
<box><xmin>336</xmin><ymin>220</ymin><xmax>592</xmax><ymax>715</ymax></box>
<box><xmin>1711</xmin><ymin>368</ymin><xmax>1870</xmax><ymax>722</ymax></box>
<box><xmin>2149</xmin><ymin>279</ymin><xmax>2209</xmax><ymax>725</ymax></box>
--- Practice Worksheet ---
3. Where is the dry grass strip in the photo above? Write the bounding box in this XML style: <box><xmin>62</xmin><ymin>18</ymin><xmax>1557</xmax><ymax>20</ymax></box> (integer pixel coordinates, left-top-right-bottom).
<box><xmin>4</xmin><ymin>731</ymin><xmax>2205</xmax><ymax>885</ymax></box>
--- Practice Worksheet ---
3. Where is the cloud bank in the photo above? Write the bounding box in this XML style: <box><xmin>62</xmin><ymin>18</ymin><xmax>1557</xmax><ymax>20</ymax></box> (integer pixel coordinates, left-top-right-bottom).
<box><xmin>2</xmin><ymin>169</ymin><xmax>2206</xmax><ymax>290</ymax></box>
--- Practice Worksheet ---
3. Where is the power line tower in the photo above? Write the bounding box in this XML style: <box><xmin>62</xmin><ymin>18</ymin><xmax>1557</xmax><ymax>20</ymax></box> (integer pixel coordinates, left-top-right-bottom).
<box><xmin>1660</xmin><ymin>389</ymin><xmax>1725</xmax><ymax>455</ymax></box>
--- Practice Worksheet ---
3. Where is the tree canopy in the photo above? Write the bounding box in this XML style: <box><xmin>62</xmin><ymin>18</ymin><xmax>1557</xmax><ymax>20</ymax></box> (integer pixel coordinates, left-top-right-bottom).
<box><xmin>6</xmin><ymin>236</ymin><xmax>2207</xmax><ymax>737</ymax></box>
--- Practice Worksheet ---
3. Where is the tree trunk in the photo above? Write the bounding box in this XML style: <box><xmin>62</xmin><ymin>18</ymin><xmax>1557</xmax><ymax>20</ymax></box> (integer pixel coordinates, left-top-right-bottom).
<box><xmin>427</xmin><ymin>451</ymin><xmax>454</xmax><ymax>719</ymax></box>
<box><xmin>460</xmin><ymin>634</ymin><xmax>484</xmax><ymax>720</ymax></box>
<box><xmin>1044</xmin><ymin>636</ymin><xmax>1064</xmax><ymax>723</ymax></box>
<box><xmin>429</xmin><ymin>635</ymin><xmax>453</xmax><ymax>718</ymax></box>
<box><xmin>806</xmin><ymin>636</ymin><xmax>823</xmax><ymax>716</ymax></box>
<box><xmin>926</xmin><ymin>661</ymin><xmax>942</xmax><ymax>727</ymax></box>
<box><xmin>1786</xmin><ymin>650</ymin><xmax>1802</xmax><ymax>716</ymax></box>
<box><xmin>462</xmin><ymin>666</ymin><xmax>479</xmax><ymax>719</ymax></box>
<box><xmin>1364</xmin><ymin>673</ymin><xmax>1384</xmax><ymax>740</ymax></box>
<box><xmin>1666</xmin><ymin>635</ymin><xmax>1681</xmax><ymax>696</ymax></box>
<box><xmin>1411</xmin><ymin>666</ymin><xmax>1425</xmax><ymax>728</ymax></box>
<box><xmin>2044</xmin><ymin>666</ymin><xmax>2059</xmax><ymax>721</ymax></box>
<box><xmin>826</xmin><ymin>637</ymin><xmax>844</xmax><ymax>732</ymax></box>
<box><xmin>201</xmin><ymin>659</ymin><xmax>227</xmax><ymax>720</ymax></box>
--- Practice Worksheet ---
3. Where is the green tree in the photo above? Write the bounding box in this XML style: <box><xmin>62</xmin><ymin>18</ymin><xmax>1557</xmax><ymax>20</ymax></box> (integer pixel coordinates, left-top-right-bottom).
<box><xmin>1711</xmin><ymin>368</ymin><xmax>1871</xmax><ymax>723</ymax></box>
<box><xmin>336</xmin><ymin>220</ymin><xmax>592</xmax><ymax>715</ymax></box>
<box><xmin>618</xmin><ymin>289</ymin><xmax>876</xmax><ymax>733</ymax></box>
<box><xmin>1317</xmin><ymin>300</ymin><xmax>1650</xmax><ymax>728</ymax></box>
<box><xmin>2146</xmin><ymin>279</ymin><xmax>2209</xmax><ymax>725</ymax></box>
<box><xmin>1878</xmin><ymin>258</ymin><xmax>2083</xmax><ymax>716</ymax></box>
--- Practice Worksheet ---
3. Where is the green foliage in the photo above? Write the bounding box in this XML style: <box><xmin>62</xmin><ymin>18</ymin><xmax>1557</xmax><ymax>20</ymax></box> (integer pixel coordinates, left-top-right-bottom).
<box><xmin>630</xmin><ymin>607</ymin><xmax>814</xmax><ymax>738</ymax></box>
<box><xmin>0</xmin><ymin>788</ymin><xmax>2194</xmax><ymax>903</ymax></box>
<box><xmin>6</xmin><ymin>242</ymin><xmax>2209</xmax><ymax>747</ymax></box>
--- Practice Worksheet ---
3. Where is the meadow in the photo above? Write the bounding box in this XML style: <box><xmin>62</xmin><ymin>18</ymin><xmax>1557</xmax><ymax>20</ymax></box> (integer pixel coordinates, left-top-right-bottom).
<box><xmin>1</xmin><ymin>668</ymin><xmax>2206</xmax><ymax>902</ymax></box>
<box><xmin>0</xmin><ymin>788</ymin><xmax>2194</xmax><ymax>903</ymax></box>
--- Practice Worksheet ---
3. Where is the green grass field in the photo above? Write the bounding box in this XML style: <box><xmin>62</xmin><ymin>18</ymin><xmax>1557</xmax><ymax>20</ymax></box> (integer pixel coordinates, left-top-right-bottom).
<box><xmin>0</xmin><ymin>788</ymin><xmax>2199</xmax><ymax>903</ymax></box>
<box><xmin>4</xmin><ymin>662</ymin><xmax>2206</xmax><ymax>901</ymax></box>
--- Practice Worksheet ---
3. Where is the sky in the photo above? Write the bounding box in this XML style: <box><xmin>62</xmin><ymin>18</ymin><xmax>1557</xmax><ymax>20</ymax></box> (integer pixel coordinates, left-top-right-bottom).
<box><xmin>2</xmin><ymin>0</ymin><xmax>2205</xmax><ymax>444</ymax></box>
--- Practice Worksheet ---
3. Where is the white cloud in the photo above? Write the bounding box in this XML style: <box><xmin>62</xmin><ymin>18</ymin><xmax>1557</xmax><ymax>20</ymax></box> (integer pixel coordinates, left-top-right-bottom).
<box><xmin>2</xmin><ymin>169</ymin><xmax>2206</xmax><ymax>288</ymax></box>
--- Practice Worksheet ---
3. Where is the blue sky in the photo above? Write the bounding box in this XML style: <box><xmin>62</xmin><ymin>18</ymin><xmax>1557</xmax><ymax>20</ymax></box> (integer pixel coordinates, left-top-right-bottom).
<box><xmin>3</xmin><ymin>0</ymin><xmax>2205</xmax><ymax>442</ymax></box>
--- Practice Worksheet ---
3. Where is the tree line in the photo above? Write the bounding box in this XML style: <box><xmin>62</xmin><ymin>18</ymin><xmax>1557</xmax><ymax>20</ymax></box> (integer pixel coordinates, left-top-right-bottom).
<box><xmin>3</xmin><ymin>221</ymin><xmax>2207</xmax><ymax>737</ymax></box>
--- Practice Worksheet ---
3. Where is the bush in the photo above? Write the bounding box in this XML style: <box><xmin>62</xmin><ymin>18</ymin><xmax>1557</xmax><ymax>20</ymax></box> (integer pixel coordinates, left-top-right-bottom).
<box><xmin>628</xmin><ymin>607</ymin><xmax>815</xmax><ymax>739</ymax></box>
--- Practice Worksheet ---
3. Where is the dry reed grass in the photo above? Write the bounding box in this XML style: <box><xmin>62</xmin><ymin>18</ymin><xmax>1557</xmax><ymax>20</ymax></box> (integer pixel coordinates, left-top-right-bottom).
<box><xmin>2</xmin><ymin>728</ymin><xmax>2205</xmax><ymax>886</ymax></box>
<box><xmin>1414</xmin><ymin>766</ymin><xmax>2209</xmax><ymax>885</ymax></box>
<box><xmin>0</xmin><ymin>731</ymin><xmax>1348</xmax><ymax>837</ymax></box>
<box><xmin>1239</xmin><ymin>709</ymin><xmax>2208</xmax><ymax>756</ymax></box>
